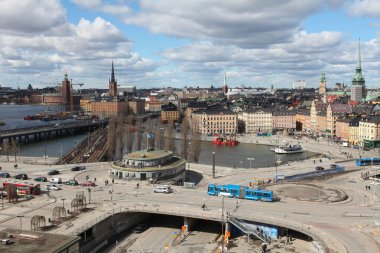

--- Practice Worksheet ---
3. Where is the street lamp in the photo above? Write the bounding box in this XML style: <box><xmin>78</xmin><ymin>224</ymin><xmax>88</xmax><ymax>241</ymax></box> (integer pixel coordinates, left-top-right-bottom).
<box><xmin>219</xmin><ymin>192</ymin><xmax>230</xmax><ymax>253</ymax></box>
<box><xmin>17</xmin><ymin>214</ymin><xmax>24</xmax><ymax>248</ymax></box>
<box><xmin>87</xmin><ymin>188</ymin><xmax>92</xmax><ymax>204</ymax></box>
<box><xmin>61</xmin><ymin>198</ymin><xmax>66</xmax><ymax>208</ymax></box>
<box><xmin>212</xmin><ymin>152</ymin><xmax>215</xmax><ymax>178</ymax></box>
<box><xmin>246</xmin><ymin>158</ymin><xmax>254</xmax><ymax>169</ymax></box>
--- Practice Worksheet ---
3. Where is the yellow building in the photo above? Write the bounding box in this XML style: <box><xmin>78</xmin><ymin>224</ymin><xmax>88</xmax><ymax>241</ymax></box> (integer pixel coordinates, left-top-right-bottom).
<box><xmin>90</xmin><ymin>99</ymin><xmax>128</xmax><ymax>117</ymax></box>
<box><xmin>161</xmin><ymin>103</ymin><xmax>179</xmax><ymax>123</ymax></box>
<box><xmin>192</xmin><ymin>109</ymin><xmax>237</xmax><ymax>135</ymax></box>
<box><xmin>349</xmin><ymin>118</ymin><xmax>360</xmax><ymax>145</ymax></box>
<box><xmin>359</xmin><ymin>116</ymin><xmax>380</xmax><ymax>148</ymax></box>
<box><xmin>80</xmin><ymin>99</ymin><xmax>91</xmax><ymax>115</ymax></box>
<box><xmin>239</xmin><ymin>108</ymin><xmax>272</xmax><ymax>134</ymax></box>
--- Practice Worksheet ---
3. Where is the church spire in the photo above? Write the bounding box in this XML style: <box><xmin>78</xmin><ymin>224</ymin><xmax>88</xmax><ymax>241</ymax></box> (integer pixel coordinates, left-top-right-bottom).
<box><xmin>356</xmin><ymin>38</ymin><xmax>362</xmax><ymax>70</ymax></box>
<box><xmin>224</xmin><ymin>73</ymin><xmax>227</xmax><ymax>86</ymax></box>
<box><xmin>111</xmin><ymin>61</ymin><xmax>115</xmax><ymax>83</ymax></box>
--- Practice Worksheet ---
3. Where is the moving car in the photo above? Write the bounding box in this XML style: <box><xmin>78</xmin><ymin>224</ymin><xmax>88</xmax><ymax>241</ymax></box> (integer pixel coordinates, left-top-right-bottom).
<box><xmin>80</xmin><ymin>181</ymin><xmax>96</xmax><ymax>187</ymax></box>
<box><xmin>153</xmin><ymin>185</ymin><xmax>173</xmax><ymax>194</ymax></box>
<box><xmin>71</xmin><ymin>165</ymin><xmax>86</xmax><ymax>171</ymax></box>
<box><xmin>14</xmin><ymin>174</ymin><xmax>28</xmax><ymax>180</ymax></box>
<box><xmin>47</xmin><ymin>170</ymin><xmax>60</xmax><ymax>175</ymax></box>
<box><xmin>50</xmin><ymin>177</ymin><xmax>62</xmax><ymax>184</ymax></box>
<box><xmin>65</xmin><ymin>179</ymin><xmax>78</xmax><ymax>186</ymax></box>
<box><xmin>132</xmin><ymin>224</ymin><xmax>148</xmax><ymax>233</ymax></box>
<box><xmin>45</xmin><ymin>184</ymin><xmax>61</xmax><ymax>191</ymax></box>
<box><xmin>315</xmin><ymin>166</ymin><xmax>325</xmax><ymax>171</ymax></box>
<box><xmin>0</xmin><ymin>172</ymin><xmax>10</xmax><ymax>178</ymax></box>
<box><xmin>34</xmin><ymin>176</ymin><xmax>47</xmax><ymax>182</ymax></box>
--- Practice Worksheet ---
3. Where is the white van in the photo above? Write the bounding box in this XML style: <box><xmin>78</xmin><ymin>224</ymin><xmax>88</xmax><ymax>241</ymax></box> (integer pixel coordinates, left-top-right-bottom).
<box><xmin>153</xmin><ymin>185</ymin><xmax>172</xmax><ymax>194</ymax></box>
<box><xmin>50</xmin><ymin>177</ymin><xmax>62</xmax><ymax>184</ymax></box>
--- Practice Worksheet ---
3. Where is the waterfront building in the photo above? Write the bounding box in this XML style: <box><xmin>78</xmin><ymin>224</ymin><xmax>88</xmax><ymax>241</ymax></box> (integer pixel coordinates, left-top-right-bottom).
<box><xmin>110</xmin><ymin>148</ymin><xmax>187</xmax><ymax>182</ymax></box>
<box><xmin>349</xmin><ymin>117</ymin><xmax>360</xmax><ymax>145</ymax></box>
<box><xmin>109</xmin><ymin>62</ymin><xmax>117</xmax><ymax>97</ymax></box>
<box><xmin>239</xmin><ymin>108</ymin><xmax>272</xmax><ymax>134</ymax></box>
<box><xmin>350</xmin><ymin>40</ymin><xmax>366</xmax><ymax>102</ymax></box>
<box><xmin>128</xmin><ymin>99</ymin><xmax>145</xmax><ymax>115</ymax></box>
<box><xmin>145</xmin><ymin>100</ymin><xmax>163</xmax><ymax>112</ymax></box>
<box><xmin>184</xmin><ymin>101</ymin><xmax>208</xmax><ymax>119</ymax></box>
<box><xmin>359</xmin><ymin>116</ymin><xmax>380</xmax><ymax>148</ymax></box>
<box><xmin>272</xmin><ymin>110</ymin><xmax>296</xmax><ymax>132</ymax></box>
<box><xmin>90</xmin><ymin>98</ymin><xmax>128</xmax><ymax>117</ymax></box>
<box><xmin>192</xmin><ymin>109</ymin><xmax>237</xmax><ymax>135</ymax></box>
<box><xmin>161</xmin><ymin>102</ymin><xmax>179</xmax><ymax>123</ymax></box>
<box><xmin>295</xmin><ymin>110</ymin><xmax>309</xmax><ymax>132</ymax></box>
<box><xmin>30</xmin><ymin>74</ymin><xmax>81</xmax><ymax>109</ymax></box>
<box><xmin>80</xmin><ymin>99</ymin><xmax>91</xmax><ymax>115</ymax></box>
<box><xmin>335</xmin><ymin>118</ymin><xmax>350</xmax><ymax>142</ymax></box>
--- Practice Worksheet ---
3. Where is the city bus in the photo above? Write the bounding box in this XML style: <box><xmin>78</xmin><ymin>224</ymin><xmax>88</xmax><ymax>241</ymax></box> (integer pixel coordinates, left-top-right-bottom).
<box><xmin>356</xmin><ymin>158</ymin><xmax>380</xmax><ymax>166</ymax></box>
<box><xmin>207</xmin><ymin>184</ymin><xmax>274</xmax><ymax>202</ymax></box>
<box><xmin>2</xmin><ymin>182</ymin><xmax>41</xmax><ymax>195</ymax></box>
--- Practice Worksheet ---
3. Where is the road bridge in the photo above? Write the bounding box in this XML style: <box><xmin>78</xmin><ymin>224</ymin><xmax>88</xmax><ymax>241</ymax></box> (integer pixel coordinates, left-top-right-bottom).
<box><xmin>0</xmin><ymin>120</ymin><xmax>108</xmax><ymax>144</ymax></box>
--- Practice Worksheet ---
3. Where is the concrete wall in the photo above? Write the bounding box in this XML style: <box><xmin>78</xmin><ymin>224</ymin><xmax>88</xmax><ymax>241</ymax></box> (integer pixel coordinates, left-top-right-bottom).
<box><xmin>80</xmin><ymin>212</ymin><xmax>149</xmax><ymax>253</ymax></box>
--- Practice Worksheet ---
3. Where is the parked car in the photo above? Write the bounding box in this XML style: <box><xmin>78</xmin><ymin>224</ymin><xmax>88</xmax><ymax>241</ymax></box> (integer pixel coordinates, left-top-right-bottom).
<box><xmin>0</xmin><ymin>172</ymin><xmax>10</xmax><ymax>178</ymax></box>
<box><xmin>45</xmin><ymin>184</ymin><xmax>61</xmax><ymax>191</ymax></box>
<box><xmin>132</xmin><ymin>224</ymin><xmax>148</xmax><ymax>233</ymax></box>
<box><xmin>47</xmin><ymin>170</ymin><xmax>60</xmax><ymax>175</ymax></box>
<box><xmin>153</xmin><ymin>185</ymin><xmax>173</xmax><ymax>194</ymax></box>
<box><xmin>14</xmin><ymin>173</ymin><xmax>28</xmax><ymax>180</ymax></box>
<box><xmin>34</xmin><ymin>176</ymin><xmax>47</xmax><ymax>182</ymax></box>
<box><xmin>80</xmin><ymin>181</ymin><xmax>96</xmax><ymax>187</ymax></box>
<box><xmin>315</xmin><ymin>166</ymin><xmax>325</xmax><ymax>171</ymax></box>
<box><xmin>363</xmin><ymin>147</ymin><xmax>372</xmax><ymax>151</ymax></box>
<box><xmin>50</xmin><ymin>177</ymin><xmax>62</xmax><ymax>184</ymax></box>
<box><xmin>65</xmin><ymin>179</ymin><xmax>78</xmax><ymax>186</ymax></box>
<box><xmin>71</xmin><ymin>165</ymin><xmax>86</xmax><ymax>171</ymax></box>
<box><xmin>353</xmin><ymin>145</ymin><xmax>360</xmax><ymax>149</ymax></box>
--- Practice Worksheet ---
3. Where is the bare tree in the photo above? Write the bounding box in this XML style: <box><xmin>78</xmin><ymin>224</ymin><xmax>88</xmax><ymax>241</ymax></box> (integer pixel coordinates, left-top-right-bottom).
<box><xmin>179</xmin><ymin>118</ymin><xmax>189</xmax><ymax>159</ymax></box>
<box><xmin>145</xmin><ymin>117</ymin><xmax>154</xmax><ymax>149</ymax></box>
<box><xmin>188</xmin><ymin>123</ymin><xmax>202</xmax><ymax>163</ymax></box>
<box><xmin>116</xmin><ymin>115</ymin><xmax>125</xmax><ymax>160</ymax></box>
<box><xmin>135</xmin><ymin>117</ymin><xmax>143</xmax><ymax>151</ymax></box>
<box><xmin>164</xmin><ymin>120</ymin><xmax>175</xmax><ymax>153</ymax></box>
<box><xmin>154</xmin><ymin>121</ymin><xmax>164</xmax><ymax>150</ymax></box>
<box><xmin>106</xmin><ymin>117</ymin><xmax>117</xmax><ymax>161</ymax></box>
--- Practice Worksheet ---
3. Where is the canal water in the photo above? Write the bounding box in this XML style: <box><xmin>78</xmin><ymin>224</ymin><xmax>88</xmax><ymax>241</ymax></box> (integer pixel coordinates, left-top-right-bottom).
<box><xmin>0</xmin><ymin>105</ymin><xmax>315</xmax><ymax>167</ymax></box>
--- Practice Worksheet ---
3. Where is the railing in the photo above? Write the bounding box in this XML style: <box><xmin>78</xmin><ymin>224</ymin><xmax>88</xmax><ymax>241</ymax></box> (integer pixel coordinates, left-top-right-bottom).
<box><xmin>229</xmin><ymin>216</ymin><xmax>271</xmax><ymax>244</ymax></box>
<box><xmin>70</xmin><ymin>205</ymin><xmax>330</xmax><ymax>253</ymax></box>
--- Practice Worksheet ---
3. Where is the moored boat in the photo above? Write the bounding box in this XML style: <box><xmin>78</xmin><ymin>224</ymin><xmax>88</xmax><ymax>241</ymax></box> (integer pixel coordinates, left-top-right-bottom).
<box><xmin>273</xmin><ymin>144</ymin><xmax>303</xmax><ymax>154</ymax></box>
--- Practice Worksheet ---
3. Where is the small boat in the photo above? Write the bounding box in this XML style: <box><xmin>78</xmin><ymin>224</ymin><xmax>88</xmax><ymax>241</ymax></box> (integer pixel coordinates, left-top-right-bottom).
<box><xmin>0</xmin><ymin>121</ymin><xmax>6</xmax><ymax>126</ymax></box>
<box><xmin>273</xmin><ymin>144</ymin><xmax>303</xmax><ymax>154</ymax></box>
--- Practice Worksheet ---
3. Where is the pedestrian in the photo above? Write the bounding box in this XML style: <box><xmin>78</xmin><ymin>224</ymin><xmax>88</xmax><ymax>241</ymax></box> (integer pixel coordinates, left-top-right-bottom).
<box><xmin>369</xmin><ymin>185</ymin><xmax>371</xmax><ymax>190</ymax></box>
<box><xmin>94</xmin><ymin>177</ymin><xmax>96</xmax><ymax>182</ymax></box>
<box><xmin>112</xmin><ymin>178</ymin><xmax>114</xmax><ymax>184</ymax></box>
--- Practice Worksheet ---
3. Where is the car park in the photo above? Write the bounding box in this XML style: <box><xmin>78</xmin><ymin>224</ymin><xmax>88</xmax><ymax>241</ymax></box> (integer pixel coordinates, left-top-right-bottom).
<box><xmin>0</xmin><ymin>172</ymin><xmax>10</xmax><ymax>178</ymax></box>
<box><xmin>132</xmin><ymin>224</ymin><xmax>148</xmax><ymax>233</ymax></box>
<box><xmin>153</xmin><ymin>185</ymin><xmax>173</xmax><ymax>194</ymax></box>
<box><xmin>45</xmin><ymin>184</ymin><xmax>61</xmax><ymax>191</ymax></box>
<box><xmin>316</xmin><ymin>166</ymin><xmax>325</xmax><ymax>171</ymax></box>
<box><xmin>34</xmin><ymin>176</ymin><xmax>47</xmax><ymax>182</ymax></box>
<box><xmin>65</xmin><ymin>179</ymin><xmax>78</xmax><ymax>186</ymax></box>
<box><xmin>80</xmin><ymin>181</ymin><xmax>95</xmax><ymax>187</ymax></box>
<box><xmin>47</xmin><ymin>170</ymin><xmax>60</xmax><ymax>175</ymax></box>
<box><xmin>14</xmin><ymin>173</ymin><xmax>28</xmax><ymax>180</ymax></box>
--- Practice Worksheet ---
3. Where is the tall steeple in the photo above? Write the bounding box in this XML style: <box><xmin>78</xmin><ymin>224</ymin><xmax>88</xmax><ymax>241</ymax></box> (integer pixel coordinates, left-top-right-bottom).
<box><xmin>319</xmin><ymin>72</ymin><xmax>326</xmax><ymax>96</ymax></box>
<box><xmin>109</xmin><ymin>61</ymin><xmax>117</xmax><ymax>97</ymax></box>
<box><xmin>111</xmin><ymin>61</ymin><xmax>116</xmax><ymax>83</ymax></box>
<box><xmin>351</xmin><ymin>38</ymin><xmax>366</xmax><ymax>102</ymax></box>
<box><xmin>222</xmin><ymin>73</ymin><xmax>228</xmax><ymax>95</ymax></box>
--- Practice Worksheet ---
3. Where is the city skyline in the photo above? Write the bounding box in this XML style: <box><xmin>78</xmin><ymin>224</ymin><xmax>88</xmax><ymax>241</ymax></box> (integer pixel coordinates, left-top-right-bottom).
<box><xmin>1</xmin><ymin>0</ymin><xmax>380</xmax><ymax>89</ymax></box>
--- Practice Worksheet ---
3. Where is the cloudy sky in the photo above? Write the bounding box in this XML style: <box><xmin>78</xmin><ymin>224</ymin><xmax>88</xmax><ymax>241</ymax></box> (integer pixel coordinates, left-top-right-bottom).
<box><xmin>1</xmin><ymin>0</ymin><xmax>380</xmax><ymax>89</ymax></box>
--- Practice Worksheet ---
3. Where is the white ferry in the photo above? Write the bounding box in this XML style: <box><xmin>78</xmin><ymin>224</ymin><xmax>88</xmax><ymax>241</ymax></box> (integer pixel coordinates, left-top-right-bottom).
<box><xmin>272</xmin><ymin>144</ymin><xmax>303</xmax><ymax>154</ymax></box>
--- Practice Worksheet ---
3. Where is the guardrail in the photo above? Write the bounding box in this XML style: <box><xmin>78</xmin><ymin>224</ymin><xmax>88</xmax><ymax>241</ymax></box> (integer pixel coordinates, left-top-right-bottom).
<box><xmin>69</xmin><ymin>205</ymin><xmax>331</xmax><ymax>253</ymax></box>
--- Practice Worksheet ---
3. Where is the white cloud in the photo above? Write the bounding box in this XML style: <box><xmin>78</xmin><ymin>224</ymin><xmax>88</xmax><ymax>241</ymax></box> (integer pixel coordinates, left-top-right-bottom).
<box><xmin>71</xmin><ymin>0</ymin><xmax>131</xmax><ymax>15</ymax></box>
<box><xmin>348</xmin><ymin>0</ymin><xmax>380</xmax><ymax>17</ymax></box>
<box><xmin>125</xmin><ymin>0</ymin><xmax>344</xmax><ymax>48</ymax></box>
<box><xmin>0</xmin><ymin>0</ymin><xmax>66</xmax><ymax>33</ymax></box>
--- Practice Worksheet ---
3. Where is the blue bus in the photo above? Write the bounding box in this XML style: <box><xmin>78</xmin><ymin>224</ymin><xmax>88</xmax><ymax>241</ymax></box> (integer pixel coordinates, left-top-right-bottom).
<box><xmin>207</xmin><ymin>184</ymin><xmax>274</xmax><ymax>202</ymax></box>
<box><xmin>356</xmin><ymin>158</ymin><xmax>380</xmax><ymax>166</ymax></box>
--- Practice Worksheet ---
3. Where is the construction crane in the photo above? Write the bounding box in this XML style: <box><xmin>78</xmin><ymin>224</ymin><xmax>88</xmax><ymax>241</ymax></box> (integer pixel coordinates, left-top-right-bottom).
<box><xmin>70</xmin><ymin>80</ymin><xmax>84</xmax><ymax>112</ymax></box>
